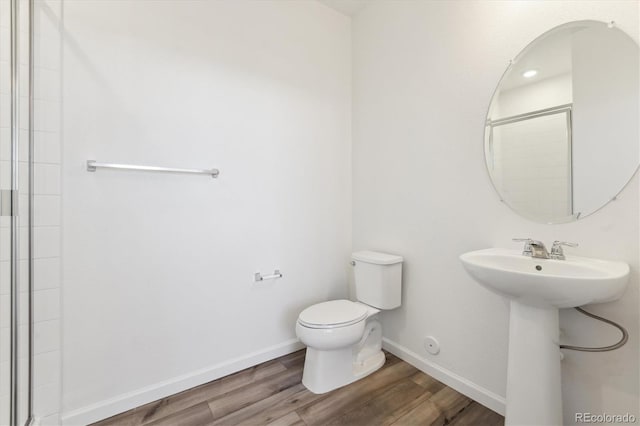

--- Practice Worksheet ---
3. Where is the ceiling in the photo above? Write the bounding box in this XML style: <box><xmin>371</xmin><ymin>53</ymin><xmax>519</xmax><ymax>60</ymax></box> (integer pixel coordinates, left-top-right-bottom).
<box><xmin>317</xmin><ymin>0</ymin><xmax>370</xmax><ymax>17</ymax></box>
<box><xmin>500</xmin><ymin>31</ymin><xmax>573</xmax><ymax>91</ymax></box>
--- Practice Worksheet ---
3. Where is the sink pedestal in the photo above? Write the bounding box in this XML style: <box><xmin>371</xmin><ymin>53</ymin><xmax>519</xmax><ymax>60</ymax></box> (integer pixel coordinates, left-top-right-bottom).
<box><xmin>506</xmin><ymin>301</ymin><xmax>562</xmax><ymax>426</ymax></box>
<box><xmin>461</xmin><ymin>248</ymin><xmax>630</xmax><ymax>426</ymax></box>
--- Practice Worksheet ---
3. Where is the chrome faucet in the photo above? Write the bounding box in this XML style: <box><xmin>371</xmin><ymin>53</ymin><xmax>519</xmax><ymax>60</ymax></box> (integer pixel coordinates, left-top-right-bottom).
<box><xmin>513</xmin><ymin>238</ymin><xmax>549</xmax><ymax>259</ymax></box>
<box><xmin>513</xmin><ymin>238</ymin><xmax>534</xmax><ymax>256</ymax></box>
<box><xmin>550</xmin><ymin>240</ymin><xmax>578</xmax><ymax>260</ymax></box>
<box><xmin>529</xmin><ymin>240</ymin><xmax>550</xmax><ymax>259</ymax></box>
<box><xmin>513</xmin><ymin>238</ymin><xmax>578</xmax><ymax>260</ymax></box>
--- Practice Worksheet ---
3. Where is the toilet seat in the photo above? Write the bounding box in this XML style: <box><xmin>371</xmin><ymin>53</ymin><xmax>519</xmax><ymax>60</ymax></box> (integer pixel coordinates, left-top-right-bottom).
<box><xmin>298</xmin><ymin>299</ymin><xmax>368</xmax><ymax>329</ymax></box>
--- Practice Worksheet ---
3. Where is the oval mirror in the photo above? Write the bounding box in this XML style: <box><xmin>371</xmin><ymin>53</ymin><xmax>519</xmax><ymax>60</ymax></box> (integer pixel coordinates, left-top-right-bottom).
<box><xmin>484</xmin><ymin>21</ymin><xmax>639</xmax><ymax>223</ymax></box>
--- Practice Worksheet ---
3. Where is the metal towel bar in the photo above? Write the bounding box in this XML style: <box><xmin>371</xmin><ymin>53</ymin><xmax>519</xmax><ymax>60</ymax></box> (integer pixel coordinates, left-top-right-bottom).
<box><xmin>87</xmin><ymin>160</ymin><xmax>219</xmax><ymax>178</ymax></box>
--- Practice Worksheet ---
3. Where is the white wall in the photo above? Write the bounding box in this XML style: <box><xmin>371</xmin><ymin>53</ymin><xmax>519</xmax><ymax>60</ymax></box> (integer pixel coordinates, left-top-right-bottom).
<box><xmin>60</xmin><ymin>1</ymin><xmax>351</xmax><ymax>423</ymax></box>
<box><xmin>352</xmin><ymin>1</ymin><xmax>639</xmax><ymax>424</ymax></box>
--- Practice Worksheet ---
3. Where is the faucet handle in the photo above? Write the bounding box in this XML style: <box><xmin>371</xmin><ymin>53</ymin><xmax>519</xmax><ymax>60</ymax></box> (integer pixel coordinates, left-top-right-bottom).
<box><xmin>513</xmin><ymin>238</ymin><xmax>533</xmax><ymax>256</ymax></box>
<box><xmin>553</xmin><ymin>241</ymin><xmax>578</xmax><ymax>247</ymax></box>
<box><xmin>550</xmin><ymin>241</ymin><xmax>578</xmax><ymax>260</ymax></box>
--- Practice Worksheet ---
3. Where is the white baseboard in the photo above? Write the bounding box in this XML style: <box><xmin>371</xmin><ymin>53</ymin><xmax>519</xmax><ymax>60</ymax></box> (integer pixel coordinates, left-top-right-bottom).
<box><xmin>382</xmin><ymin>337</ymin><xmax>506</xmax><ymax>415</ymax></box>
<box><xmin>61</xmin><ymin>339</ymin><xmax>305</xmax><ymax>426</ymax></box>
<box><xmin>61</xmin><ymin>337</ymin><xmax>503</xmax><ymax>424</ymax></box>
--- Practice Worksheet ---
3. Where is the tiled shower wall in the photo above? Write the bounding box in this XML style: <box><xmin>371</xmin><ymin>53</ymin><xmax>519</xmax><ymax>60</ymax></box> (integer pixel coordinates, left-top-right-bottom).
<box><xmin>0</xmin><ymin>0</ymin><xmax>62</xmax><ymax>423</ymax></box>
<box><xmin>33</xmin><ymin>0</ymin><xmax>62</xmax><ymax>423</ymax></box>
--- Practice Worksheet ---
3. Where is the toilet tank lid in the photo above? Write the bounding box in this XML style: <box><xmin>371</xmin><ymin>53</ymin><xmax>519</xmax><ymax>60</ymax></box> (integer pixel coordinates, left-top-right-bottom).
<box><xmin>352</xmin><ymin>250</ymin><xmax>403</xmax><ymax>265</ymax></box>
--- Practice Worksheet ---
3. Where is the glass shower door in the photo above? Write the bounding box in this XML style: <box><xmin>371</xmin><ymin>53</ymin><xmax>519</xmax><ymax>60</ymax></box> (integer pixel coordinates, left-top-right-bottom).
<box><xmin>1</xmin><ymin>0</ymin><xmax>32</xmax><ymax>424</ymax></box>
<box><xmin>488</xmin><ymin>107</ymin><xmax>573</xmax><ymax>222</ymax></box>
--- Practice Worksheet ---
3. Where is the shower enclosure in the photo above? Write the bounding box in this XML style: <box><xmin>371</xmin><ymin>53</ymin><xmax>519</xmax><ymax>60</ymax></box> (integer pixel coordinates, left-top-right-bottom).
<box><xmin>1</xmin><ymin>0</ymin><xmax>33</xmax><ymax>424</ymax></box>
<box><xmin>486</xmin><ymin>105</ymin><xmax>574</xmax><ymax>222</ymax></box>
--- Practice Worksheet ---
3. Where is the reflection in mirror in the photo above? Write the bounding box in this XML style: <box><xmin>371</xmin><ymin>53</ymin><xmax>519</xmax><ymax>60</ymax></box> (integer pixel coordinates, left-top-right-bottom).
<box><xmin>485</xmin><ymin>21</ymin><xmax>639</xmax><ymax>223</ymax></box>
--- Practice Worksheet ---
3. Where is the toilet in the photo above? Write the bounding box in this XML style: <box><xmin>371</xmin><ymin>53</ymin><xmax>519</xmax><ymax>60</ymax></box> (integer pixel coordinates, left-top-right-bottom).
<box><xmin>295</xmin><ymin>250</ymin><xmax>403</xmax><ymax>394</ymax></box>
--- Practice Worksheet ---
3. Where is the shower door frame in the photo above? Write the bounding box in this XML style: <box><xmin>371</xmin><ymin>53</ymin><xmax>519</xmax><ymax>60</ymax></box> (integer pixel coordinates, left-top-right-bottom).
<box><xmin>5</xmin><ymin>0</ymin><xmax>34</xmax><ymax>424</ymax></box>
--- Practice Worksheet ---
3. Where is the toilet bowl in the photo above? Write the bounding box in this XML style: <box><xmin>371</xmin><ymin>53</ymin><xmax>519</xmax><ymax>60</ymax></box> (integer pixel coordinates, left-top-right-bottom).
<box><xmin>296</xmin><ymin>299</ymin><xmax>385</xmax><ymax>394</ymax></box>
<box><xmin>295</xmin><ymin>250</ymin><xmax>403</xmax><ymax>394</ymax></box>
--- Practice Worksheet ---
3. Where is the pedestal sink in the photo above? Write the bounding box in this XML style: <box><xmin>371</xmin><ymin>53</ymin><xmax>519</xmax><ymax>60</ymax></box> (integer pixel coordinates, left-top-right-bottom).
<box><xmin>460</xmin><ymin>248</ymin><xmax>630</xmax><ymax>426</ymax></box>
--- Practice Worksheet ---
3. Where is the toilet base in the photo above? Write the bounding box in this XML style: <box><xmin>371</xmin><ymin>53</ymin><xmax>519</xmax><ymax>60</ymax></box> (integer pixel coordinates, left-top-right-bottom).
<box><xmin>354</xmin><ymin>350</ymin><xmax>385</xmax><ymax>378</ymax></box>
<box><xmin>301</xmin><ymin>348</ymin><xmax>385</xmax><ymax>394</ymax></box>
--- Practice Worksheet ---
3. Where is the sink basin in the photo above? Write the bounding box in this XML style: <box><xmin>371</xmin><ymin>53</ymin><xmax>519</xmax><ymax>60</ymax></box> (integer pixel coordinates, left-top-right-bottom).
<box><xmin>460</xmin><ymin>248</ymin><xmax>629</xmax><ymax>308</ymax></box>
<box><xmin>460</xmin><ymin>248</ymin><xmax>630</xmax><ymax>426</ymax></box>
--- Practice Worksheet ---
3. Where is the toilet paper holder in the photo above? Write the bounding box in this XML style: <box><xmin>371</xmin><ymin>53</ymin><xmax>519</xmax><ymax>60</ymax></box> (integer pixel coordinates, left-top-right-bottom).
<box><xmin>254</xmin><ymin>269</ymin><xmax>283</xmax><ymax>282</ymax></box>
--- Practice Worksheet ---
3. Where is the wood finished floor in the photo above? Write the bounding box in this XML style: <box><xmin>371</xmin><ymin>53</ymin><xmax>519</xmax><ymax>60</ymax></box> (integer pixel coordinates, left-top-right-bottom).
<box><xmin>93</xmin><ymin>350</ymin><xmax>504</xmax><ymax>426</ymax></box>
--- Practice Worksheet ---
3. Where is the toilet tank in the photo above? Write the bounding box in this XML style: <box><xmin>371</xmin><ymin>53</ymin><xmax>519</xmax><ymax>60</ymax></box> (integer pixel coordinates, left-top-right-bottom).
<box><xmin>352</xmin><ymin>251</ymin><xmax>403</xmax><ymax>310</ymax></box>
